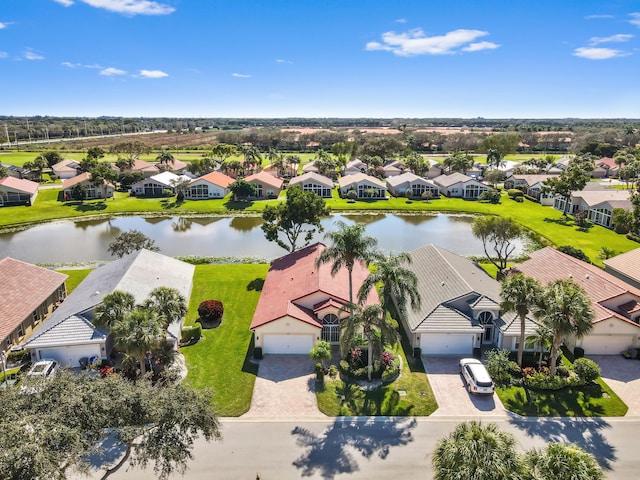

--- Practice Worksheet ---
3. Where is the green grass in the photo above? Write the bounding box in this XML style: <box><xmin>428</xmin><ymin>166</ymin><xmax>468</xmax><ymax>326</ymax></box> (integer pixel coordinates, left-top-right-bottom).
<box><xmin>180</xmin><ymin>263</ymin><xmax>268</xmax><ymax>417</ymax></box>
<box><xmin>56</xmin><ymin>269</ymin><xmax>93</xmax><ymax>293</ymax></box>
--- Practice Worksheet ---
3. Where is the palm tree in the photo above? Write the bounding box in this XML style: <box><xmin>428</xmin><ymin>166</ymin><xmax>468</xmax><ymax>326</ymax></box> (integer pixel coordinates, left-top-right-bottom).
<box><xmin>316</xmin><ymin>220</ymin><xmax>378</xmax><ymax>314</ymax></box>
<box><xmin>358</xmin><ymin>252</ymin><xmax>421</xmax><ymax>321</ymax></box>
<box><xmin>156</xmin><ymin>150</ymin><xmax>175</xmax><ymax>171</ymax></box>
<box><xmin>238</xmin><ymin>145</ymin><xmax>262</xmax><ymax>174</ymax></box>
<box><xmin>112</xmin><ymin>308</ymin><xmax>164</xmax><ymax>376</ymax></box>
<box><xmin>341</xmin><ymin>304</ymin><xmax>398</xmax><ymax>381</ymax></box>
<box><xmin>486</xmin><ymin>148</ymin><xmax>504</xmax><ymax>169</ymax></box>
<box><xmin>525</xmin><ymin>324</ymin><xmax>553</xmax><ymax>370</ymax></box>
<box><xmin>144</xmin><ymin>286</ymin><xmax>188</xmax><ymax>328</ymax></box>
<box><xmin>94</xmin><ymin>291</ymin><xmax>136</xmax><ymax>330</ymax></box>
<box><xmin>499</xmin><ymin>273</ymin><xmax>542</xmax><ymax>367</ymax></box>
<box><xmin>432</xmin><ymin>421</ymin><xmax>525</xmax><ymax>480</ymax></box>
<box><xmin>525</xmin><ymin>442</ymin><xmax>604</xmax><ymax>480</ymax></box>
<box><xmin>284</xmin><ymin>154</ymin><xmax>301</xmax><ymax>177</ymax></box>
<box><xmin>444</xmin><ymin>152</ymin><xmax>474</xmax><ymax>174</ymax></box>
<box><xmin>534</xmin><ymin>279</ymin><xmax>595</xmax><ymax>377</ymax></box>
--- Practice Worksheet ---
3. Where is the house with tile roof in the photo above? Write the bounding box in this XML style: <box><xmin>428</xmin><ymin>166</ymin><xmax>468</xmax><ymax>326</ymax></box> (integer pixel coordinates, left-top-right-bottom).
<box><xmin>184</xmin><ymin>171</ymin><xmax>235</xmax><ymax>200</ymax></box>
<box><xmin>0</xmin><ymin>176</ymin><xmax>39</xmax><ymax>206</ymax></box>
<box><xmin>0</xmin><ymin>258</ymin><xmax>68</xmax><ymax>352</ymax></box>
<box><xmin>511</xmin><ymin>247</ymin><xmax>640</xmax><ymax>355</ymax></box>
<box><xmin>61</xmin><ymin>172</ymin><xmax>115</xmax><ymax>200</ymax></box>
<box><xmin>51</xmin><ymin>159</ymin><xmax>83</xmax><ymax>180</ymax></box>
<box><xmin>244</xmin><ymin>171</ymin><xmax>284</xmax><ymax>198</ymax></box>
<box><xmin>553</xmin><ymin>189</ymin><xmax>631</xmax><ymax>228</ymax></box>
<box><xmin>130</xmin><ymin>171</ymin><xmax>192</xmax><ymax>197</ymax></box>
<box><xmin>386</xmin><ymin>172</ymin><xmax>440</xmax><ymax>198</ymax></box>
<box><xmin>381</xmin><ymin>160</ymin><xmax>408</xmax><ymax>178</ymax></box>
<box><xmin>114</xmin><ymin>159</ymin><xmax>161</xmax><ymax>178</ymax></box>
<box><xmin>288</xmin><ymin>172</ymin><xmax>334</xmax><ymax>198</ymax></box>
<box><xmin>343</xmin><ymin>159</ymin><xmax>368</xmax><ymax>176</ymax></box>
<box><xmin>338</xmin><ymin>172</ymin><xmax>387</xmax><ymax>199</ymax></box>
<box><xmin>604</xmin><ymin>248</ymin><xmax>640</xmax><ymax>290</ymax></box>
<box><xmin>1</xmin><ymin>163</ymin><xmax>29</xmax><ymax>179</ymax></box>
<box><xmin>250</xmin><ymin>243</ymin><xmax>379</xmax><ymax>354</ymax></box>
<box><xmin>504</xmin><ymin>174</ymin><xmax>557</xmax><ymax>205</ymax></box>
<box><xmin>24</xmin><ymin>249</ymin><xmax>195</xmax><ymax>367</ymax></box>
<box><xmin>402</xmin><ymin>244</ymin><xmax>539</xmax><ymax>355</ymax></box>
<box><xmin>433</xmin><ymin>172</ymin><xmax>490</xmax><ymax>199</ymax></box>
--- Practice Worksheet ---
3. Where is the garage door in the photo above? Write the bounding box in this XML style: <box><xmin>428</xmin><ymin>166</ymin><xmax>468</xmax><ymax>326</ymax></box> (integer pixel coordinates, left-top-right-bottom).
<box><xmin>580</xmin><ymin>336</ymin><xmax>635</xmax><ymax>355</ymax></box>
<box><xmin>421</xmin><ymin>334</ymin><xmax>474</xmax><ymax>355</ymax></box>
<box><xmin>263</xmin><ymin>335</ymin><xmax>314</xmax><ymax>354</ymax></box>
<box><xmin>37</xmin><ymin>344</ymin><xmax>101</xmax><ymax>368</ymax></box>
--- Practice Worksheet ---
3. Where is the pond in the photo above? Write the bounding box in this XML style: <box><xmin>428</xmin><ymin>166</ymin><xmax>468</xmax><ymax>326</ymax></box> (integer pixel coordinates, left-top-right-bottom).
<box><xmin>0</xmin><ymin>213</ymin><xmax>527</xmax><ymax>264</ymax></box>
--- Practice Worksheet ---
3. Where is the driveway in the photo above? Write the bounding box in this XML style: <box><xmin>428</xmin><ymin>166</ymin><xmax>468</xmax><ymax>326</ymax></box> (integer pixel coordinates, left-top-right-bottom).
<box><xmin>243</xmin><ymin>355</ymin><xmax>323</xmax><ymax>418</ymax></box>
<box><xmin>423</xmin><ymin>356</ymin><xmax>507</xmax><ymax>417</ymax></box>
<box><xmin>591</xmin><ymin>355</ymin><xmax>640</xmax><ymax>416</ymax></box>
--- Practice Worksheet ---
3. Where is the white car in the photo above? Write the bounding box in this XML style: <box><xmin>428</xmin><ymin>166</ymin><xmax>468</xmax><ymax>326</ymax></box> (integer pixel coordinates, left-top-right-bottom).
<box><xmin>26</xmin><ymin>360</ymin><xmax>59</xmax><ymax>379</ymax></box>
<box><xmin>459</xmin><ymin>358</ymin><xmax>494</xmax><ymax>395</ymax></box>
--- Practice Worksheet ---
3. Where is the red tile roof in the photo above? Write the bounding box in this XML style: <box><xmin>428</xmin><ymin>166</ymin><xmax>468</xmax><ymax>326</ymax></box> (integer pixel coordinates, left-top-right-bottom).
<box><xmin>250</xmin><ymin>243</ymin><xmax>379</xmax><ymax>329</ymax></box>
<box><xmin>62</xmin><ymin>172</ymin><xmax>114</xmax><ymax>189</ymax></box>
<box><xmin>0</xmin><ymin>176</ymin><xmax>39</xmax><ymax>194</ymax></box>
<box><xmin>0</xmin><ymin>258</ymin><xmax>68</xmax><ymax>341</ymax></box>
<box><xmin>194</xmin><ymin>171</ymin><xmax>235</xmax><ymax>188</ymax></box>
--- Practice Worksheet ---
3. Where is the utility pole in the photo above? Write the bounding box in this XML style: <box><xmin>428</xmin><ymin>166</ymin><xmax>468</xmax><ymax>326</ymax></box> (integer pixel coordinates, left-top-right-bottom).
<box><xmin>4</xmin><ymin>124</ymin><xmax>9</xmax><ymax>146</ymax></box>
<box><xmin>26</xmin><ymin>117</ymin><xmax>32</xmax><ymax>142</ymax></box>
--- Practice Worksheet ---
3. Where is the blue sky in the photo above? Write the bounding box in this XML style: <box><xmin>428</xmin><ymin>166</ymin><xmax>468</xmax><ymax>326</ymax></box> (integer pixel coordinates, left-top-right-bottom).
<box><xmin>1</xmin><ymin>0</ymin><xmax>640</xmax><ymax>118</ymax></box>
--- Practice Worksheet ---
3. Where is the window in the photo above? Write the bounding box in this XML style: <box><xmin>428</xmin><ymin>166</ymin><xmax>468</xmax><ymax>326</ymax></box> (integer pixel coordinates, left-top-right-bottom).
<box><xmin>189</xmin><ymin>184</ymin><xmax>209</xmax><ymax>198</ymax></box>
<box><xmin>17</xmin><ymin>324</ymin><xmax>25</xmax><ymax>338</ymax></box>
<box><xmin>478</xmin><ymin>311</ymin><xmax>493</xmax><ymax>325</ymax></box>
<box><xmin>321</xmin><ymin>314</ymin><xmax>340</xmax><ymax>343</ymax></box>
<box><xmin>588</xmin><ymin>208</ymin><xmax>612</xmax><ymax>227</ymax></box>
<box><xmin>465</xmin><ymin>184</ymin><xmax>484</xmax><ymax>198</ymax></box>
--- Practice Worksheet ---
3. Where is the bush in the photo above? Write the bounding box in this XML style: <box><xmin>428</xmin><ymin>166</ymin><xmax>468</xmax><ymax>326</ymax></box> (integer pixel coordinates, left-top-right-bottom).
<box><xmin>198</xmin><ymin>299</ymin><xmax>224</xmax><ymax>323</ymax></box>
<box><xmin>328</xmin><ymin>365</ymin><xmax>338</xmax><ymax>379</ymax></box>
<box><xmin>574</xmin><ymin>357</ymin><xmax>600</xmax><ymax>384</ymax></box>
<box><xmin>507</xmin><ymin>189</ymin><xmax>524</xmax><ymax>199</ymax></box>
<box><xmin>486</xmin><ymin>349</ymin><xmax>520</xmax><ymax>385</ymax></box>
<box><xmin>557</xmin><ymin>245</ymin><xmax>590</xmax><ymax>263</ymax></box>
<box><xmin>6</xmin><ymin>349</ymin><xmax>30</xmax><ymax>365</ymax></box>
<box><xmin>180</xmin><ymin>324</ymin><xmax>201</xmax><ymax>344</ymax></box>
<box><xmin>339</xmin><ymin>360</ymin><xmax>350</xmax><ymax>373</ymax></box>
<box><xmin>478</xmin><ymin>189</ymin><xmax>501</xmax><ymax>204</ymax></box>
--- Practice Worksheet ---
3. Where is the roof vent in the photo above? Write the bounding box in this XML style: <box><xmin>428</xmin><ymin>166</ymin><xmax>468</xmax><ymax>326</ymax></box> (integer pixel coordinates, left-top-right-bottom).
<box><xmin>93</xmin><ymin>290</ymin><xmax>100</xmax><ymax>296</ymax></box>
<box><xmin>586</xmin><ymin>274</ymin><xmax>590</xmax><ymax>279</ymax></box>
<box><xmin>568</xmin><ymin>274</ymin><xmax>573</xmax><ymax>278</ymax></box>
<box><xmin>441</xmin><ymin>281</ymin><xmax>445</xmax><ymax>286</ymax></box>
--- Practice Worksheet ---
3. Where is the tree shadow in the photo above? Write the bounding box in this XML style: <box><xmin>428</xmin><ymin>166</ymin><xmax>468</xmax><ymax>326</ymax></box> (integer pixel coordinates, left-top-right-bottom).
<box><xmin>291</xmin><ymin>417</ymin><xmax>416</xmax><ymax>478</ymax></box>
<box><xmin>543</xmin><ymin>216</ymin><xmax>573</xmax><ymax>227</ymax></box>
<box><xmin>247</xmin><ymin>278</ymin><xmax>264</xmax><ymax>291</ymax></box>
<box><xmin>509</xmin><ymin>416</ymin><xmax>616</xmax><ymax>470</ymax></box>
<box><xmin>160</xmin><ymin>198</ymin><xmax>183</xmax><ymax>209</ymax></box>
<box><xmin>65</xmin><ymin>201</ymin><xmax>108</xmax><ymax>212</ymax></box>
<box><xmin>224</xmin><ymin>199</ymin><xmax>255</xmax><ymax>211</ymax></box>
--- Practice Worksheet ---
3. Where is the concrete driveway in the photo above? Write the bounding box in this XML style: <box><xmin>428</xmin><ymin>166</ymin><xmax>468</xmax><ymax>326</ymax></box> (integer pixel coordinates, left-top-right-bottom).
<box><xmin>243</xmin><ymin>355</ymin><xmax>323</xmax><ymax>418</ymax></box>
<box><xmin>423</xmin><ymin>356</ymin><xmax>507</xmax><ymax>417</ymax></box>
<box><xmin>591</xmin><ymin>355</ymin><xmax>640</xmax><ymax>416</ymax></box>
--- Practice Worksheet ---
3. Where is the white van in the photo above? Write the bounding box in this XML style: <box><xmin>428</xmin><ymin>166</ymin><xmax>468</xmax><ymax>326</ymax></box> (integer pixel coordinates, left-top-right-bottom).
<box><xmin>459</xmin><ymin>358</ymin><xmax>494</xmax><ymax>395</ymax></box>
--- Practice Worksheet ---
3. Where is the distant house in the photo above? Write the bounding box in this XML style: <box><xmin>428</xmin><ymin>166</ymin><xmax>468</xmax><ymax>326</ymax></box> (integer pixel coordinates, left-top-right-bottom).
<box><xmin>288</xmin><ymin>172</ymin><xmax>334</xmax><ymax>198</ymax></box>
<box><xmin>51</xmin><ymin>159</ymin><xmax>83</xmax><ymax>180</ymax></box>
<box><xmin>156</xmin><ymin>158</ymin><xmax>189</xmax><ymax>175</ymax></box>
<box><xmin>595</xmin><ymin>157</ymin><xmax>620</xmax><ymax>178</ymax></box>
<box><xmin>343</xmin><ymin>159</ymin><xmax>368</xmax><ymax>176</ymax></box>
<box><xmin>244</xmin><ymin>171</ymin><xmax>284</xmax><ymax>198</ymax></box>
<box><xmin>1</xmin><ymin>163</ymin><xmax>29</xmax><ymax>179</ymax></box>
<box><xmin>115</xmin><ymin>159</ymin><xmax>160</xmax><ymax>178</ymax></box>
<box><xmin>185</xmin><ymin>171</ymin><xmax>235</xmax><ymax>200</ymax></box>
<box><xmin>302</xmin><ymin>161</ymin><xmax>319</xmax><ymax>174</ymax></box>
<box><xmin>24</xmin><ymin>250</ymin><xmax>195</xmax><ymax>367</ymax></box>
<box><xmin>504</xmin><ymin>174</ymin><xmax>557</xmax><ymax>205</ymax></box>
<box><xmin>381</xmin><ymin>160</ymin><xmax>407</xmax><ymax>178</ymax></box>
<box><xmin>484</xmin><ymin>160</ymin><xmax>521</xmax><ymax>178</ymax></box>
<box><xmin>62</xmin><ymin>172</ymin><xmax>115</xmax><ymax>200</ymax></box>
<box><xmin>433</xmin><ymin>172</ymin><xmax>490</xmax><ymax>199</ymax></box>
<box><xmin>604</xmin><ymin>248</ymin><xmax>640</xmax><ymax>290</ymax></box>
<box><xmin>424</xmin><ymin>159</ymin><xmax>445</xmax><ymax>179</ymax></box>
<box><xmin>338</xmin><ymin>172</ymin><xmax>387</xmax><ymax>199</ymax></box>
<box><xmin>401</xmin><ymin>244</ymin><xmax>539</xmax><ymax>355</ymax></box>
<box><xmin>386</xmin><ymin>172</ymin><xmax>440</xmax><ymax>198</ymax></box>
<box><xmin>0</xmin><ymin>177</ymin><xmax>39</xmax><ymax>206</ymax></box>
<box><xmin>130</xmin><ymin>171</ymin><xmax>192</xmax><ymax>197</ymax></box>
<box><xmin>512</xmin><ymin>247</ymin><xmax>640</xmax><ymax>355</ymax></box>
<box><xmin>0</xmin><ymin>258</ymin><xmax>68</xmax><ymax>351</ymax></box>
<box><xmin>553</xmin><ymin>189</ymin><xmax>631</xmax><ymax>228</ymax></box>
<box><xmin>250</xmin><ymin>243</ymin><xmax>378</xmax><ymax>354</ymax></box>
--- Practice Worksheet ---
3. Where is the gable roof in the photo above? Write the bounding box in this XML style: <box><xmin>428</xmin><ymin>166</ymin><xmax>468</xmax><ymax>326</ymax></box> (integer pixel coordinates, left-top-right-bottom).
<box><xmin>250</xmin><ymin>243</ymin><xmax>378</xmax><ymax>330</ymax></box>
<box><xmin>244</xmin><ymin>171</ymin><xmax>284</xmax><ymax>189</ymax></box>
<box><xmin>289</xmin><ymin>172</ymin><xmax>334</xmax><ymax>188</ymax></box>
<box><xmin>0</xmin><ymin>176</ymin><xmax>39</xmax><ymax>194</ymax></box>
<box><xmin>571</xmin><ymin>189</ymin><xmax>631</xmax><ymax>210</ymax></box>
<box><xmin>338</xmin><ymin>172</ymin><xmax>386</xmax><ymax>189</ymax></box>
<box><xmin>433</xmin><ymin>172</ymin><xmax>475</xmax><ymax>188</ymax></box>
<box><xmin>192</xmin><ymin>171</ymin><xmax>235</xmax><ymax>188</ymax></box>
<box><xmin>25</xmin><ymin>314</ymin><xmax>107</xmax><ymax>348</ymax></box>
<box><xmin>510</xmin><ymin>174</ymin><xmax>556</xmax><ymax>186</ymax></box>
<box><xmin>51</xmin><ymin>159</ymin><xmax>81</xmax><ymax>173</ymax></box>
<box><xmin>386</xmin><ymin>172</ymin><xmax>435</xmax><ymax>188</ymax></box>
<box><xmin>604</xmin><ymin>248</ymin><xmax>640</xmax><ymax>285</ymax></box>
<box><xmin>0</xmin><ymin>258</ymin><xmax>67</xmax><ymax>341</ymax></box>
<box><xmin>62</xmin><ymin>172</ymin><xmax>114</xmax><ymax>189</ymax></box>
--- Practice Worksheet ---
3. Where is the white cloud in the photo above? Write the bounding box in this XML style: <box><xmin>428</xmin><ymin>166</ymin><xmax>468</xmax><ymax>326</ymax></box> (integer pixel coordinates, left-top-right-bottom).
<box><xmin>366</xmin><ymin>28</ymin><xmax>497</xmax><ymax>56</ymax></box>
<box><xmin>232</xmin><ymin>72</ymin><xmax>251</xmax><ymax>78</ymax></box>
<box><xmin>573</xmin><ymin>47</ymin><xmax>630</xmax><ymax>60</ymax></box>
<box><xmin>0</xmin><ymin>21</ymin><xmax>14</xmax><ymax>29</ymax></box>
<box><xmin>0</xmin><ymin>51</ymin><xmax>7</xmax><ymax>59</ymax></box>
<box><xmin>585</xmin><ymin>14</ymin><xmax>614</xmax><ymax>20</ymax></box>
<box><xmin>462</xmin><ymin>41</ymin><xmax>500</xmax><ymax>52</ymax></box>
<box><xmin>590</xmin><ymin>33</ymin><xmax>634</xmax><ymax>45</ymax></box>
<box><xmin>630</xmin><ymin>13</ymin><xmax>640</xmax><ymax>27</ymax></box>
<box><xmin>138</xmin><ymin>69</ymin><xmax>168</xmax><ymax>78</ymax></box>
<box><xmin>55</xmin><ymin>0</ymin><xmax>175</xmax><ymax>15</ymax></box>
<box><xmin>395</xmin><ymin>18</ymin><xmax>407</xmax><ymax>24</ymax></box>
<box><xmin>24</xmin><ymin>49</ymin><xmax>44</xmax><ymax>60</ymax></box>
<box><xmin>61</xmin><ymin>61</ymin><xmax>81</xmax><ymax>68</ymax></box>
<box><xmin>100</xmin><ymin>66</ymin><xmax>127</xmax><ymax>76</ymax></box>
<box><xmin>275</xmin><ymin>59</ymin><xmax>293</xmax><ymax>64</ymax></box>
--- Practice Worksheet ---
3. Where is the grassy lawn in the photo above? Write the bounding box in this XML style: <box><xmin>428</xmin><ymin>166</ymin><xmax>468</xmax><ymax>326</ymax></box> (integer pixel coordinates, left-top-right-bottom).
<box><xmin>316</xmin><ymin>339</ymin><xmax>437</xmax><ymax>416</ymax></box>
<box><xmin>180</xmin><ymin>263</ymin><xmax>268</xmax><ymax>417</ymax></box>
<box><xmin>56</xmin><ymin>269</ymin><xmax>93</xmax><ymax>293</ymax></box>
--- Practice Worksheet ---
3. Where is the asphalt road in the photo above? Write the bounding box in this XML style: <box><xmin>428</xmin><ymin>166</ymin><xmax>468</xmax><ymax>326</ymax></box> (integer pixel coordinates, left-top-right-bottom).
<box><xmin>103</xmin><ymin>416</ymin><xmax>640</xmax><ymax>480</ymax></box>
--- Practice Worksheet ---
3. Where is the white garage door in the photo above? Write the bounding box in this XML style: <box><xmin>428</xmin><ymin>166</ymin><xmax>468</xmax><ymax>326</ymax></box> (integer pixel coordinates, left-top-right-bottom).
<box><xmin>421</xmin><ymin>334</ymin><xmax>474</xmax><ymax>355</ymax></box>
<box><xmin>580</xmin><ymin>336</ymin><xmax>635</xmax><ymax>355</ymax></box>
<box><xmin>37</xmin><ymin>344</ymin><xmax>101</xmax><ymax>368</ymax></box>
<box><xmin>263</xmin><ymin>335</ymin><xmax>314</xmax><ymax>354</ymax></box>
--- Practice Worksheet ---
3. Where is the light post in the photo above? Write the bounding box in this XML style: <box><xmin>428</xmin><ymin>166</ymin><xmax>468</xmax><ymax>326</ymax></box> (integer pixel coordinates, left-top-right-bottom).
<box><xmin>1</xmin><ymin>350</ymin><xmax>7</xmax><ymax>389</ymax></box>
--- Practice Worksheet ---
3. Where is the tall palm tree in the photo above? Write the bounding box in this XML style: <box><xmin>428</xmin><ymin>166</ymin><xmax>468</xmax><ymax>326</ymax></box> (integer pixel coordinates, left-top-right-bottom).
<box><xmin>358</xmin><ymin>252</ymin><xmax>421</xmax><ymax>321</ymax></box>
<box><xmin>486</xmin><ymin>148</ymin><xmax>504</xmax><ymax>169</ymax></box>
<box><xmin>525</xmin><ymin>442</ymin><xmax>604</xmax><ymax>480</ymax></box>
<box><xmin>525</xmin><ymin>324</ymin><xmax>553</xmax><ymax>370</ymax></box>
<box><xmin>94</xmin><ymin>291</ymin><xmax>136</xmax><ymax>330</ymax></box>
<box><xmin>432</xmin><ymin>421</ymin><xmax>525</xmax><ymax>480</ymax></box>
<box><xmin>341</xmin><ymin>304</ymin><xmax>398</xmax><ymax>381</ymax></box>
<box><xmin>238</xmin><ymin>145</ymin><xmax>262</xmax><ymax>174</ymax></box>
<box><xmin>156</xmin><ymin>150</ymin><xmax>175</xmax><ymax>171</ymax></box>
<box><xmin>112</xmin><ymin>308</ymin><xmax>164</xmax><ymax>376</ymax></box>
<box><xmin>144</xmin><ymin>286</ymin><xmax>188</xmax><ymax>328</ymax></box>
<box><xmin>316</xmin><ymin>220</ymin><xmax>378</xmax><ymax>314</ymax></box>
<box><xmin>444</xmin><ymin>152</ymin><xmax>474</xmax><ymax>174</ymax></box>
<box><xmin>534</xmin><ymin>279</ymin><xmax>595</xmax><ymax>377</ymax></box>
<box><xmin>499</xmin><ymin>273</ymin><xmax>542</xmax><ymax>367</ymax></box>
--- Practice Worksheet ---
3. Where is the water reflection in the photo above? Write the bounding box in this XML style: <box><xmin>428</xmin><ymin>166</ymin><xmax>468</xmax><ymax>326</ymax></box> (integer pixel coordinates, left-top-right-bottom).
<box><xmin>0</xmin><ymin>213</ymin><xmax>526</xmax><ymax>264</ymax></box>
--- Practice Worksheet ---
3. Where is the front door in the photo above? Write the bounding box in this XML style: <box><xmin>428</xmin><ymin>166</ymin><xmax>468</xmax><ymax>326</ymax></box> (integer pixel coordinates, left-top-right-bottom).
<box><xmin>483</xmin><ymin>325</ymin><xmax>493</xmax><ymax>344</ymax></box>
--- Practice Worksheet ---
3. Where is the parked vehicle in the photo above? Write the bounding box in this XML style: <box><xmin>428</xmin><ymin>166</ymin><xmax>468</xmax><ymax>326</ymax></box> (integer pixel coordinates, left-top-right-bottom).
<box><xmin>459</xmin><ymin>358</ymin><xmax>494</xmax><ymax>395</ymax></box>
<box><xmin>26</xmin><ymin>359</ymin><xmax>59</xmax><ymax>379</ymax></box>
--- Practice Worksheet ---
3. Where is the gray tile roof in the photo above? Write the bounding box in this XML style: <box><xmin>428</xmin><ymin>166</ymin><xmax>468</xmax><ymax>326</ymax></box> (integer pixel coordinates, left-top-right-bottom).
<box><xmin>604</xmin><ymin>248</ymin><xmax>640</xmax><ymax>284</ymax></box>
<box><xmin>289</xmin><ymin>172</ymin><xmax>334</xmax><ymax>188</ymax></box>
<box><xmin>415</xmin><ymin>305</ymin><xmax>483</xmax><ymax>334</ymax></box>
<box><xmin>494</xmin><ymin>311</ymin><xmax>540</xmax><ymax>337</ymax></box>
<box><xmin>25</xmin><ymin>315</ymin><xmax>107</xmax><ymax>347</ymax></box>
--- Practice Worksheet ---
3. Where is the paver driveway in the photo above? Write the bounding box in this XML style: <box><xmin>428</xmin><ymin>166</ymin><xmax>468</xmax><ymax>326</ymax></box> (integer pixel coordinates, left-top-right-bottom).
<box><xmin>591</xmin><ymin>355</ymin><xmax>640</xmax><ymax>416</ymax></box>
<box><xmin>243</xmin><ymin>355</ymin><xmax>323</xmax><ymax>418</ymax></box>
<box><xmin>423</xmin><ymin>356</ymin><xmax>507</xmax><ymax>417</ymax></box>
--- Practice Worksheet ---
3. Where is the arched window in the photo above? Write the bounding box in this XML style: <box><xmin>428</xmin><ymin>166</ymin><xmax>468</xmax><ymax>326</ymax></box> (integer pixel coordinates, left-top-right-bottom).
<box><xmin>321</xmin><ymin>314</ymin><xmax>340</xmax><ymax>343</ymax></box>
<box><xmin>478</xmin><ymin>311</ymin><xmax>493</xmax><ymax>325</ymax></box>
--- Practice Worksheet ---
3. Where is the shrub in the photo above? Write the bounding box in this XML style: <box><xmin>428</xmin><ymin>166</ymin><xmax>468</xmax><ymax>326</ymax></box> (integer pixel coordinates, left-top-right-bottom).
<box><xmin>346</xmin><ymin>190</ymin><xmax>357</xmax><ymax>201</ymax></box>
<box><xmin>486</xmin><ymin>349</ymin><xmax>520</xmax><ymax>385</ymax></box>
<box><xmin>507</xmin><ymin>189</ymin><xmax>524</xmax><ymax>199</ymax></box>
<box><xmin>328</xmin><ymin>365</ymin><xmax>338</xmax><ymax>379</ymax></box>
<box><xmin>574</xmin><ymin>357</ymin><xmax>600</xmax><ymax>384</ymax></box>
<box><xmin>339</xmin><ymin>360</ymin><xmax>350</xmax><ymax>373</ymax></box>
<box><xmin>198</xmin><ymin>299</ymin><xmax>224</xmax><ymax>323</ymax></box>
<box><xmin>180</xmin><ymin>324</ymin><xmax>202</xmax><ymax>344</ymax></box>
<box><xmin>557</xmin><ymin>245</ymin><xmax>590</xmax><ymax>263</ymax></box>
<box><xmin>478</xmin><ymin>189</ymin><xmax>501</xmax><ymax>204</ymax></box>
